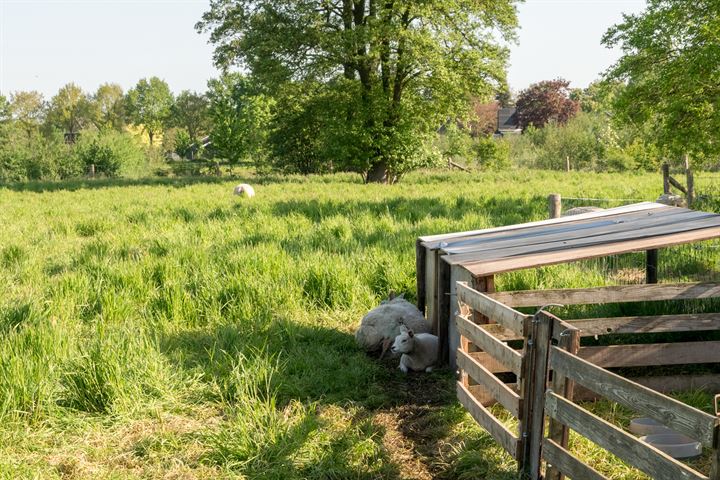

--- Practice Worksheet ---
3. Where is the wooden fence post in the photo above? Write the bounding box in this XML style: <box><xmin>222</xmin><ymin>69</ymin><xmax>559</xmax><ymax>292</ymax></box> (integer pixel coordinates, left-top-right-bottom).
<box><xmin>416</xmin><ymin>239</ymin><xmax>426</xmax><ymax>316</ymax></box>
<box><xmin>646</xmin><ymin>249</ymin><xmax>658</xmax><ymax>284</ymax></box>
<box><xmin>88</xmin><ymin>164</ymin><xmax>95</xmax><ymax>178</ymax></box>
<box><xmin>662</xmin><ymin>163</ymin><xmax>670</xmax><ymax>194</ymax></box>
<box><xmin>565</xmin><ymin>156</ymin><xmax>570</xmax><ymax>172</ymax></box>
<box><xmin>546</xmin><ymin>326</ymin><xmax>580</xmax><ymax>480</ymax></box>
<box><xmin>685</xmin><ymin>155</ymin><xmax>695</xmax><ymax>207</ymax></box>
<box><xmin>521</xmin><ymin>310</ymin><xmax>554</xmax><ymax>479</ymax></box>
<box><xmin>548</xmin><ymin>194</ymin><xmax>562</xmax><ymax>219</ymax></box>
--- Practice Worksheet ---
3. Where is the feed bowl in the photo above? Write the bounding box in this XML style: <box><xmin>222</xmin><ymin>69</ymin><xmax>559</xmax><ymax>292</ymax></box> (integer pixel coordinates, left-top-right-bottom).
<box><xmin>640</xmin><ymin>433</ymin><xmax>702</xmax><ymax>459</ymax></box>
<box><xmin>629</xmin><ymin>417</ymin><xmax>675</xmax><ymax>436</ymax></box>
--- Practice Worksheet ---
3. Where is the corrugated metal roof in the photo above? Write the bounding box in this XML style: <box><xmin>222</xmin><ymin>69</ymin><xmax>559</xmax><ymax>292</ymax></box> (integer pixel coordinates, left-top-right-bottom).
<box><xmin>420</xmin><ymin>203</ymin><xmax>720</xmax><ymax>276</ymax></box>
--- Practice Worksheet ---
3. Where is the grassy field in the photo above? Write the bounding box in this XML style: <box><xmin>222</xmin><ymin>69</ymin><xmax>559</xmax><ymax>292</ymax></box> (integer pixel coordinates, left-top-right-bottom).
<box><xmin>1</xmin><ymin>169</ymin><xmax>719</xmax><ymax>479</ymax></box>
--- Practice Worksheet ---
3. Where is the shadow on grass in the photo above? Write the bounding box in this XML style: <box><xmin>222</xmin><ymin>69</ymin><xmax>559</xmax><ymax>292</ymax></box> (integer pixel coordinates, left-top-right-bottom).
<box><xmin>158</xmin><ymin>317</ymin><xmax>470</xmax><ymax>478</ymax></box>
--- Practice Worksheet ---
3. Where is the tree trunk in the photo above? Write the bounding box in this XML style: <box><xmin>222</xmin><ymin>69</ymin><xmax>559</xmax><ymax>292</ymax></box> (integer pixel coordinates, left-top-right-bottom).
<box><xmin>366</xmin><ymin>161</ymin><xmax>390</xmax><ymax>183</ymax></box>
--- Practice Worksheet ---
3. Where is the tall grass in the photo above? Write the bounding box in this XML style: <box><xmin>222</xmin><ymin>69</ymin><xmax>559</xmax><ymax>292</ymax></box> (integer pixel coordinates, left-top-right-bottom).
<box><xmin>0</xmin><ymin>168</ymin><xmax>719</xmax><ymax>478</ymax></box>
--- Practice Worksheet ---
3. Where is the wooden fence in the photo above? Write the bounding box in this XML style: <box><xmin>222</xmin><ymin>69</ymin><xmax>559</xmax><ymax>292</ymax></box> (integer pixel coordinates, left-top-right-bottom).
<box><xmin>456</xmin><ymin>281</ymin><xmax>720</xmax><ymax>479</ymax></box>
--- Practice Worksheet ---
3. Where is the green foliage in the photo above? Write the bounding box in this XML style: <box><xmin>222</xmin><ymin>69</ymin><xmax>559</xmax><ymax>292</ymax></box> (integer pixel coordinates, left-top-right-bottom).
<box><xmin>603</xmin><ymin>0</ymin><xmax>720</xmax><ymax>165</ymax></box>
<box><xmin>45</xmin><ymin>83</ymin><xmax>94</xmax><ymax>135</ymax></box>
<box><xmin>474</xmin><ymin>137</ymin><xmax>510</xmax><ymax>170</ymax></box>
<box><xmin>73</xmin><ymin>130</ymin><xmax>147</xmax><ymax>177</ymax></box>
<box><xmin>125</xmin><ymin>77</ymin><xmax>173</xmax><ymax>146</ymax></box>
<box><xmin>0</xmin><ymin>124</ymin><xmax>78</xmax><ymax>182</ymax></box>
<box><xmin>207</xmin><ymin>73</ymin><xmax>273</xmax><ymax>165</ymax></box>
<box><xmin>8</xmin><ymin>91</ymin><xmax>45</xmax><ymax>137</ymax></box>
<box><xmin>171</xmin><ymin>90</ymin><xmax>209</xmax><ymax>143</ymax></box>
<box><xmin>92</xmin><ymin>83</ymin><xmax>126</xmax><ymax>131</ymax></box>
<box><xmin>197</xmin><ymin>0</ymin><xmax>520</xmax><ymax>182</ymax></box>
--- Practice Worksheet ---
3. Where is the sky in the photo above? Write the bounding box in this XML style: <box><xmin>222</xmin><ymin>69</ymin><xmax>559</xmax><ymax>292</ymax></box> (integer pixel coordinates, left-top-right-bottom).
<box><xmin>0</xmin><ymin>0</ymin><xmax>648</xmax><ymax>99</ymax></box>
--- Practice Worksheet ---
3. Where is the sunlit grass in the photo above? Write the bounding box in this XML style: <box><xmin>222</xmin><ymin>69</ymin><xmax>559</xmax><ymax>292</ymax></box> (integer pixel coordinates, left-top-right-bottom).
<box><xmin>1</xmin><ymin>168</ymin><xmax>719</xmax><ymax>478</ymax></box>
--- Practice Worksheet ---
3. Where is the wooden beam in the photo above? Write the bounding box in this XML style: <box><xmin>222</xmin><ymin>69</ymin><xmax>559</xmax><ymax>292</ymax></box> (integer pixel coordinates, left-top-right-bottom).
<box><xmin>543</xmin><ymin>439</ymin><xmax>608</xmax><ymax>480</ymax></box>
<box><xmin>489</xmin><ymin>282</ymin><xmax>720</xmax><ymax>308</ymax></box>
<box><xmin>663</xmin><ymin>163</ymin><xmax>671</xmax><ymax>194</ymax></box>
<box><xmin>456</xmin><ymin>315</ymin><xmax>522</xmax><ymax>375</ymax></box>
<box><xmin>437</xmin><ymin>257</ymin><xmax>452</xmax><ymax>364</ymax></box>
<box><xmin>416</xmin><ymin>238</ymin><xmax>426</xmax><ymax>315</ymax></box>
<box><xmin>459</xmin><ymin>226</ymin><xmax>720</xmax><ymax>276</ymax></box>
<box><xmin>549</xmin><ymin>193</ymin><xmax>562</xmax><ymax>219</ymax></box>
<box><xmin>456</xmin><ymin>281</ymin><xmax>527</xmax><ymax>334</ymax></box>
<box><xmin>457</xmin><ymin>349</ymin><xmax>521</xmax><ymax>417</ymax></box>
<box><xmin>646</xmin><ymin>249</ymin><xmax>658</xmax><ymax>284</ymax></box>
<box><xmin>550</xmin><ymin>347</ymin><xmax>718</xmax><ymax>447</ymax></box>
<box><xmin>566</xmin><ymin>313</ymin><xmax>720</xmax><ymax>336</ymax></box>
<box><xmin>578</xmin><ymin>340</ymin><xmax>720</xmax><ymax>369</ymax></box>
<box><xmin>545</xmin><ymin>392</ymin><xmax>707</xmax><ymax>480</ymax></box>
<box><xmin>457</xmin><ymin>382</ymin><xmax>519</xmax><ymax>459</ymax></box>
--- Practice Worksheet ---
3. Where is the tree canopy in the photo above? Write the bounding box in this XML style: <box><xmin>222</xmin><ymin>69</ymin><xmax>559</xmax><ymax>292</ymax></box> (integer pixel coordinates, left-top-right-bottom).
<box><xmin>171</xmin><ymin>90</ymin><xmax>210</xmax><ymax>142</ymax></box>
<box><xmin>93</xmin><ymin>83</ymin><xmax>126</xmax><ymax>131</ymax></box>
<box><xmin>46</xmin><ymin>83</ymin><xmax>94</xmax><ymax>135</ymax></box>
<box><xmin>516</xmin><ymin>79</ymin><xmax>579</xmax><ymax>130</ymax></box>
<box><xmin>125</xmin><ymin>77</ymin><xmax>173</xmax><ymax>145</ymax></box>
<box><xmin>602</xmin><ymin>0</ymin><xmax>720</xmax><ymax>163</ymax></box>
<box><xmin>197</xmin><ymin>0</ymin><xmax>520</xmax><ymax>182</ymax></box>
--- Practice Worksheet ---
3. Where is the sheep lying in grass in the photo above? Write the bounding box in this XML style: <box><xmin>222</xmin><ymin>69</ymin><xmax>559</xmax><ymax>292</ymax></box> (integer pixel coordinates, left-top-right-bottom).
<box><xmin>391</xmin><ymin>325</ymin><xmax>438</xmax><ymax>373</ymax></box>
<box><xmin>355</xmin><ymin>294</ymin><xmax>430</xmax><ymax>359</ymax></box>
<box><xmin>233</xmin><ymin>184</ymin><xmax>255</xmax><ymax>198</ymax></box>
<box><xmin>562</xmin><ymin>206</ymin><xmax>604</xmax><ymax>216</ymax></box>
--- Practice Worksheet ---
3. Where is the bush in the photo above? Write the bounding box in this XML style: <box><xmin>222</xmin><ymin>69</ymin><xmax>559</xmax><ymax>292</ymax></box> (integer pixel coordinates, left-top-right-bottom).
<box><xmin>474</xmin><ymin>137</ymin><xmax>510</xmax><ymax>170</ymax></box>
<box><xmin>0</xmin><ymin>126</ymin><xmax>79</xmax><ymax>182</ymax></box>
<box><xmin>74</xmin><ymin>130</ymin><xmax>146</xmax><ymax>177</ymax></box>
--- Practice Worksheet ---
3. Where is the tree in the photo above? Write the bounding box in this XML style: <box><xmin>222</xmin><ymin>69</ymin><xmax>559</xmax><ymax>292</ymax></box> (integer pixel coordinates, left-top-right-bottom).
<box><xmin>516</xmin><ymin>79</ymin><xmax>579</xmax><ymax>130</ymax></box>
<box><xmin>0</xmin><ymin>94</ymin><xmax>9</xmax><ymax>122</ymax></box>
<box><xmin>206</xmin><ymin>73</ymin><xmax>273</xmax><ymax>165</ymax></box>
<box><xmin>9</xmin><ymin>91</ymin><xmax>45</xmax><ymax>138</ymax></box>
<box><xmin>92</xmin><ymin>83</ymin><xmax>126</xmax><ymax>131</ymax></box>
<box><xmin>602</xmin><ymin>1</ymin><xmax>720</xmax><ymax>164</ymax></box>
<box><xmin>197</xmin><ymin>0</ymin><xmax>519</xmax><ymax>183</ymax></box>
<box><xmin>46</xmin><ymin>83</ymin><xmax>94</xmax><ymax>135</ymax></box>
<box><xmin>125</xmin><ymin>77</ymin><xmax>173</xmax><ymax>145</ymax></box>
<box><xmin>171</xmin><ymin>90</ymin><xmax>209</xmax><ymax>143</ymax></box>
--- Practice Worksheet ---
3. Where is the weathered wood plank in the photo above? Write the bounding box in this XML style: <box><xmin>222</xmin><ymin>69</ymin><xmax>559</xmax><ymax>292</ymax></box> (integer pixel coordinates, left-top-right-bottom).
<box><xmin>469</xmin><ymin>351</ymin><xmax>516</xmax><ymax>373</ymax></box>
<box><xmin>419</xmin><ymin>202</ymin><xmax>666</xmax><ymax>245</ymax></box>
<box><xmin>543</xmin><ymin>439</ymin><xmax>608</xmax><ymax>480</ymax></box>
<box><xmin>426</xmin><ymin>248</ymin><xmax>438</xmax><ymax>334</ymax></box>
<box><xmin>489</xmin><ymin>282</ymin><xmax>720</xmax><ymax>308</ymax></box>
<box><xmin>550</xmin><ymin>347</ymin><xmax>718</xmax><ymax>446</ymax></box>
<box><xmin>450</xmin><ymin>266</ymin><xmax>474</xmax><ymax>371</ymax></box>
<box><xmin>457</xmin><ymin>382</ymin><xmax>519</xmax><ymax>459</ymax></box>
<box><xmin>457</xmin><ymin>315</ymin><xmax>523</xmax><ymax>375</ymax></box>
<box><xmin>457</xmin><ymin>349</ymin><xmax>521</xmax><ymax>417</ymax></box>
<box><xmin>523</xmin><ymin>310</ymin><xmax>554</xmax><ymax>479</ymax></box>
<box><xmin>460</xmin><ymin>226</ymin><xmax>720</xmax><ymax>276</ymax></box>
<box><xmin>416</xmin><ymin>238</ymin><xmax>427</xmax><ymax>315</ymax></box>
<box><xmin>578</xmin><ymin>341</ymin><xmax>720</xmax><ymax>369</ymax></box>
<box><xmin>456</xmin><ymin>281</ymin><xmax>527</xmax><ymax>335</ymax></box>
<box><xmin>437</xmin><ymin>257</ymin><xmax>452</xmax><ymax>364</ymax></box>
<box><xmin>568</xmin><ymin>313</ymin><xmax>720</xmax><ymax>336</ymax></box>
<box><xmin>545</xmin><ymin>392</ymin><xmax>707</xmax><ymax>480</ymax></box>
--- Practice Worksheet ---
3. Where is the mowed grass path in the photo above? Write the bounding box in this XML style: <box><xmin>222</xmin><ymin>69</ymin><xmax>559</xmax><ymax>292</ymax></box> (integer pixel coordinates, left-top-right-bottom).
<box><xmin>1</xmin><ymin>169</ymin><xmax>718</xmax><ymax>479</ymax></box>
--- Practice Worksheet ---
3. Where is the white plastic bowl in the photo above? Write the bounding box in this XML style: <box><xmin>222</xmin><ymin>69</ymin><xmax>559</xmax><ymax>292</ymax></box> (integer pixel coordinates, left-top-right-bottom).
<box><xmin>629</xmin><ymin>417</ymin><xmax>675</xmax><ymax>436</ymax></box>
<box><xmin>640</xmin><ymin>433</ymin><xmax>702</xmax><ymax>459</ymax></box>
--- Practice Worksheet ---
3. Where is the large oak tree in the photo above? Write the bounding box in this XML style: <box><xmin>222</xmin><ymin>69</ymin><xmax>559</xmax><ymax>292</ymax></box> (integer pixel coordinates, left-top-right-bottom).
<box><xmin>197</xmin><ymin>0</ymin><xmax>519</xmax><ymax>182</ymax></box>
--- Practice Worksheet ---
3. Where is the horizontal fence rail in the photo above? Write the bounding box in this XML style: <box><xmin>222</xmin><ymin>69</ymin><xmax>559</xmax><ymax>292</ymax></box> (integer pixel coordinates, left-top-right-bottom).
<box><xmin>545</xmin><ymin>391</ymin><xmax>708</xmax><ymax>480</ymax></box>
<box><xmin>488</xmin><ymin>282</ymin><xmax>720</xmax><ymax>308</ymax></box>
<box><xmin>456</xmin><ymin>281</ymin><xmax>527</xmax><ymax>334</ymax></box>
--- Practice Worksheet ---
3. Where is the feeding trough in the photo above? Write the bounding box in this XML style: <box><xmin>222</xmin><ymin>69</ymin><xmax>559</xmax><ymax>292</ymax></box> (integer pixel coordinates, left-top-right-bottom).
<box><xmin>641</xmin><ymin>433</ymin><xmax>702</xmax><ymax>459</ymax></box>
<box><xmin>630</xmin><ymin>417</ymin><xmax>675</xmax><ymax>436</ymax></box>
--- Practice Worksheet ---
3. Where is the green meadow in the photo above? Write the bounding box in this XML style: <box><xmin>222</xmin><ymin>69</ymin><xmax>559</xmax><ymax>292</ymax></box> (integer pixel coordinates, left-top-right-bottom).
<box><xmin>1</xmin><ymin>169</ymin><xmax>719</xmax><ymax>479</ymax></box>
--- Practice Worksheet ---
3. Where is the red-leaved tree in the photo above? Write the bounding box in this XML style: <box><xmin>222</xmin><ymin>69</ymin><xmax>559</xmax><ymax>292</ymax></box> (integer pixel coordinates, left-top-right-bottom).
<box><xmin>516</xmin><ymin>79</ymin><xmax>579</xmax><ymax>130</ymax></box>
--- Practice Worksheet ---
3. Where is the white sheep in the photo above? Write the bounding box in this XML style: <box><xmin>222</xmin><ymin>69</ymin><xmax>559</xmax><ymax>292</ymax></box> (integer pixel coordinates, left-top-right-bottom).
<box><xmin>656</xmin><ymin>193</ymin><xmax>686</xmax><ymax>207</ymax></box>
<box><xmin>391</xmin><ymin>325</ymin><xmax>438</xmax><ymax>373</ymax></box>
<box><xmin>562</xmin><ymin>206</ymin><xmax>605</xmax><ymax>216</ymax></box>
<box><xmin>233</xmin><ymin>184</ymin><xmax>255</xmax><ymax>198</ymax></box>
<box><xmin>355</xmin><ymin>295</ymin><xmax>430</xmax><ymax>359</ymax></box>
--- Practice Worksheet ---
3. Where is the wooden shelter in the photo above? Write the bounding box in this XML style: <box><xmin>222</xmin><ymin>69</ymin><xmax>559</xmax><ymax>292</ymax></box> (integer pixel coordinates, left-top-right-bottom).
<box><xmin>417</xmin><ymin>202</ymin><xmax>720</xmax><ymax>368</ymax></box>
<box><xmin>416</xmin><ymin>202</ymin><xmax>720</xmax><ymax>479</ymax></box>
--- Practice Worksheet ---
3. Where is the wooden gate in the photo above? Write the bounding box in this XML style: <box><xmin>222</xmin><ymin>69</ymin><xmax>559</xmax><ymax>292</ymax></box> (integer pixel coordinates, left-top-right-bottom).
<box><xmin>455</xmin><ymin>281</ymin><xmax>720</xmax><ymax>479</ymax></box>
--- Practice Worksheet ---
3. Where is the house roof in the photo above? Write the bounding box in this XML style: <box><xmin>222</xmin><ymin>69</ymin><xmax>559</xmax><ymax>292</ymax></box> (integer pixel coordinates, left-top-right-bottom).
<box><xmin>497</xmin><ymin>107</ymin><xmax>520</xmax><ymax>131</ymax></box>
<box><xmin>420</xmin><ymin>203</ymin><xmax>720</xmax><ymax>277</ymax></box>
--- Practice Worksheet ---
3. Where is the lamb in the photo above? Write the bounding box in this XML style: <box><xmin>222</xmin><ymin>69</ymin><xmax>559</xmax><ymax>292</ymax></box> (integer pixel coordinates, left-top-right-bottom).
<box><xmin>355</xmin><ymin>294</ymin><xmax>430</xmax><ymax>359</ymax></box>
<box><xmin>391</xmin><ymin>325</ymin><xmax>438</xmax><ymax>373</ymax></box>
<box><xmin>233</xmin><ymin>184</ymin><xmax>255</xmax><ymax>198</ymax></box>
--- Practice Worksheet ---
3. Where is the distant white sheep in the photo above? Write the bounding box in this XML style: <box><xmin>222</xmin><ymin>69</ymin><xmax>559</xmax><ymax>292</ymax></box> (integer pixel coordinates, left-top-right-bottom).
<box><xmin>562</xmin><ymin>206</ymin><xmax>605</xmax><ymax>216</ymax></box>
<box><xmin>233</xmin><ymin>184</ymin><xmax>255</xmax><ymax>198</ymax></box>
<box><xmin>355</xmin><ymin>295</ymin><xmax>430</xmax><ymax>359</ymax></box>
<box><xmin>391</xmin><ymin>325</ymin><xmax>438</xmax><ymax>373</ymax></box>
<box><xmin>656</xmin><ymin>193</ymin><xmax>686</xmax><ymax>207</ymax></box>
